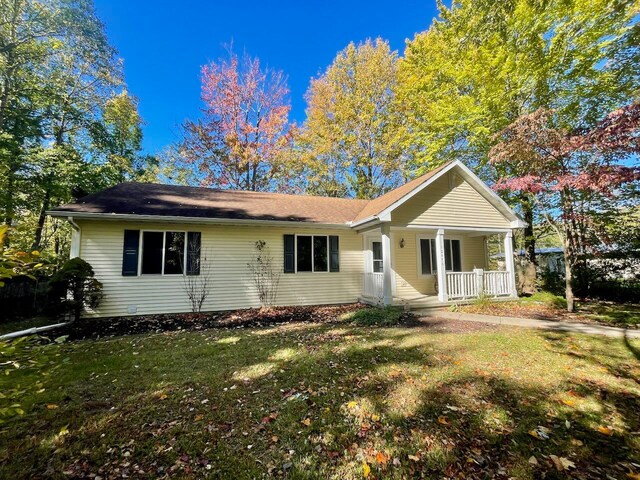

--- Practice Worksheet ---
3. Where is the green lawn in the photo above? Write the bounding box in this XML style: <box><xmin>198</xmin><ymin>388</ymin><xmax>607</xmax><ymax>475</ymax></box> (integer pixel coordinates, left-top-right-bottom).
<box><xmin>1</xmin><ymin>319</ymin><xmax>640</xmax><ymax>479</ymax></box>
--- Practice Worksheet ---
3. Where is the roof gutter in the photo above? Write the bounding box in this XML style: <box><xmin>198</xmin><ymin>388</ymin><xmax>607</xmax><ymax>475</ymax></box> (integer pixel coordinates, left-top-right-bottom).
<box><xmin>46</xmin><ymin>211</ymin><xmax>354</xmax><ymax>230</ymax></box>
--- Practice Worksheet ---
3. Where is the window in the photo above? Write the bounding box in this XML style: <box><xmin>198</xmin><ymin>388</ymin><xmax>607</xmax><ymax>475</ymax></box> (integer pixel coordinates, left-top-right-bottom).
<box><xmin>372</xmin><ymin>241</ymin><xmax>383</xmax><ymax>273</ymax></box>
<box><xmin>419</xmin><ymin>238</ymin><xmax>438</xmax><ymax>275</ymax></box>
<box><xmin>141</xmin><ymin>231</ymin><xmax>165</xmax><ymax>274</ymax></box>
<box><xmin>295</xmin><ymin>235</ymin><xmax>329</xmax><ymax>272</ymax></box>
<box><xmin>419</xmin><ymin>237</ymin><xmax>462</xmax><ymax>275</ymax></box>
<box><xmin>284</xmin><ymin>234</ymin><xmax>339</xmax><ymax>273</ymax></box>
<box><xmin>296</xmin><ymin>236</ymin><xmax>312</xmax><ymax>272</ymax></box>
<box><xmin>164</xmin><ymin>231</ymin><xmax>185</xmax><ymax>275</ymax></box>
<box><xmin>445</xmin><ymin>239</ymin><xmax>462</xmax><ymax>272</ymax></box>
<box><xmin>313</xmin><ymin>236</ymin><xmax>328</xmax><ymax>272</ymax></box>
<box><xmin>122</xmin><ymin>230</ymin><xmax>201</xmax><ymax>276</ymax></box>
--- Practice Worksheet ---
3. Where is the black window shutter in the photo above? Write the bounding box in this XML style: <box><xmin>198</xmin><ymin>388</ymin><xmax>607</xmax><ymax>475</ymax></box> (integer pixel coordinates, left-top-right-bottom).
<box><xmin>122</xmin><ymin>229</ymin><xmax>140</xmax><ymax>276</ymax></box>
<box><xmin>329</xmin><ymin>235</ymin><xmax>340</xmax><ymax>272</ymax></box>
<box><xmin>283</xmin><ymin>234</ymin><xmax>295</xmax><ymax>273</ymax></box>
<box><xmin>186</xmin><ymin>232</ymin><xmax>202</xmax><ymax>275</ymax></box>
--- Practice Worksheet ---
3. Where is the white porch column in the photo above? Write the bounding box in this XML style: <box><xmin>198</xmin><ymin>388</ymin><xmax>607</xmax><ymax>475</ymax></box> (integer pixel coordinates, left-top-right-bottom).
<box><xmin>504</xmin><ymin>230</ymin><xmax>518</xmax><ymax>297</ymax></box>
<box><xmin>435</xmin><ymin>229</ymin><xmax>447</xmax><ymax>302</ymax></box>
<box><xmin>381</xmin><ymin>223</ymin><xmax>393</xmax><ymax>306</ymax></box>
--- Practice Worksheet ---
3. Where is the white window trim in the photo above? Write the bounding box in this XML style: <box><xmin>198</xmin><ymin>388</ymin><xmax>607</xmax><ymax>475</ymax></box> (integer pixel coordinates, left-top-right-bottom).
<box><xmin>416</xmin><ymin>234</ymin><xmax>464</xmax><ymax>277</ymax></box>
<box><xmin>371</xmin><ymin>239</ymin><xmax>384</xmax><ymax>274</ymax></box>
<box><xmin>138</xmin><ymin>230</ymin><xmax>188</xmax><ymax>276</ymax></box>
<box><xmin>416</xmin><ymin>235</ymin><xmax>437</xmax><ymax>277</ymax></box>
<box><xmin>294</xmin><ymin>234</ymin><xmax>329</xmax><ymax>273</ymax></box>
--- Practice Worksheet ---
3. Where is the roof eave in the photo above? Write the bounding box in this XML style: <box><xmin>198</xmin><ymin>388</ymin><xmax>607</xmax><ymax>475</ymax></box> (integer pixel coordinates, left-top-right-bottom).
<box><xmin>46</xmin><ymin>211</ymin><xmax>353</xmax><ymax>229</ymax></box>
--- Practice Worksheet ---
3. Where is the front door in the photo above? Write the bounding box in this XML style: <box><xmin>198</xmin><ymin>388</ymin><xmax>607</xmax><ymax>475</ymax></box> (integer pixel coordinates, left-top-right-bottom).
<box><xmin>363</xmin><ymin>239</ymin><xmax>384</xmax><ymax>300</ymax></box>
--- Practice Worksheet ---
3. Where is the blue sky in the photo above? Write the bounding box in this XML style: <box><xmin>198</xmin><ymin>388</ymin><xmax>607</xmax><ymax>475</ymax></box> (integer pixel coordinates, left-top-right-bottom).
<box><xmin>93</xmin><ymin>0</ymin><xmax>439</xmax><ymax>155</ymax></box>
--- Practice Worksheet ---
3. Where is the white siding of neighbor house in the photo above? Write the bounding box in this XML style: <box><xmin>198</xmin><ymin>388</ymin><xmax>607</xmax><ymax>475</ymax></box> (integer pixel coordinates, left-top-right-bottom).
<box><xmin>391</xmin><ymin>173</ymin><xmax>511</xmax><ymax>228</ymax></box>
<box><xmin>77</xmin><ymin>220</ymin><xmax>364</xmax><ymax>317</ymax></box>
<box><xmin>391</xmin><ymin>231</ymin><xmax>487</xmax><ymax>298</ymax></box>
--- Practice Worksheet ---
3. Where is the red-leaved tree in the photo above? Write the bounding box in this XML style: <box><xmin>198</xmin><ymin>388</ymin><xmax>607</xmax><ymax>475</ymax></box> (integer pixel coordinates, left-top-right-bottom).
<box><xmin>179</xmin><ymin>49</ymin><xmax>294</xmax><ymax>191</ymax></box>
<box><xmin>489</xmin><ymin>104</ymin><xmax>640</xmax><ymax>312</ymax></box>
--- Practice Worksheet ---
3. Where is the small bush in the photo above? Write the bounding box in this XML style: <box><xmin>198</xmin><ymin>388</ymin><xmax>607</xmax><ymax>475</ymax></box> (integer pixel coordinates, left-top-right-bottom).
<box><xmin>340</xmin><ymin>306</ymin><xmax>406</xmax><ymax>326</ymax></box>
<box><xmin>537</xmin><ymin>267</ymin><xmax>565</xmax><ymax>296</ymax></box>
<box><xmin>472</xmin><ymin>294</ymin><xmax>494</xmax><ymax>310</ymax></box>
<box><xmin>49</xmin><ymin>258</ymin><xmax>103</xmax><ymax>322</ymax></box>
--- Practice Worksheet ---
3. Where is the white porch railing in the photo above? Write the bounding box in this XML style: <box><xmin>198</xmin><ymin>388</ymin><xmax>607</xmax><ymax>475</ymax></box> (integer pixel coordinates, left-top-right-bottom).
<box><xmin>446</xmin><ymin>269</ymin><xmax>513</xmax><ymax>300</ymax></box>
<box><xmin>446</xmin><ymin>272</ymin><xmax>480</xmax><ymax>299</ymax></box>
<box><xmin>363</xmin><ymin>272</ymin><xmax>384</xmax><ymax>301</ymax></box>
<box><xmin>483</xmin><ymin>271</ymin><xmax>511</xmax><ymax>296</ymax></box>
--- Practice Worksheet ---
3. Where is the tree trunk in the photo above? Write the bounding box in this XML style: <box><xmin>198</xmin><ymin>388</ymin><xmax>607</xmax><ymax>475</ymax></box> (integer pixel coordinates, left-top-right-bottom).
<box><xmin>32</xmin><ymin>189</ymin><xmax>51</xmax><ymax>251</ymax></box>
<box><xmin>563</xmin><ymin>231</ymin><xmax>575</xmax><ymax>313</ymax></box>
<box><xmin>522</xmin><ymin>204</ymin><xmax>536</xmax><ymax>266</ymax></box>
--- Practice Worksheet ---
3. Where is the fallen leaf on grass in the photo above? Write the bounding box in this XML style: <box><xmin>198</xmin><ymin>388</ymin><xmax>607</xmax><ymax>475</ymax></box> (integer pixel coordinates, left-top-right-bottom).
<box><xmin>528</xmin><ymin>456</ymin><xmax>538</xmax><ymax>466</ymax></box>
<box><xmin>375</xmin><ymin>451</ymin><xmax>389</xmax><ymax>465</ymax></box>
<box><xmin>363</xmin><ymin>462</ymin><xmax>371</xmax><ymax>477</ymax></box>
<box><xmin>597</xmin><ymin>426</ymin><xmax>614</xmax><ymax>436</ymax></box>
<box><xmin>301</xmin><ymin>418</ymin><xmax>311</xmax><ymax>427</ymax></box>
<box><xmin>408</xmin><ymin>453</ymin><xmax>420</xmax><ymax>462</ymax></box>
<box><xmin>529</xmin><ymin>426</ymin><xmax>550</xmax><ymax>440</ymax></box>
<box><xmin>627</xmin><ymin>473</ymin><xmax>640</xmax><ymax>480</ymax></box>
<box><xmin>438</xmin><ymin>416</ymin><xmax>450</xmax><ymax>425</ymax></box>
<box><xmin>549</xmin><ymin>455</ymin><xmax>575</xmax><ymax>471</ymax></box>
<box><xmin>561</xmin><ymin>399</ymin><xmax>576</xmax><ymax>407</ymax></box>
<box><xmin>46</xmin><ymin>404</ymin><xmax>59</xmax><ymax>410</ymax></box>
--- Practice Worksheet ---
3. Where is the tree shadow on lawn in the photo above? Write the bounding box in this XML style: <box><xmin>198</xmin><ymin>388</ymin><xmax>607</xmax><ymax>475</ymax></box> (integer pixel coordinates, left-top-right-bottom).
<box><xmin>2</xmin><ymin>324</ymin><xmax>640</xmax><ymax>479</ymax></box>
<box><xmin>542</xmin><ymin>330</ymin><xmax>640</xmax><ymax>386</ymax></box>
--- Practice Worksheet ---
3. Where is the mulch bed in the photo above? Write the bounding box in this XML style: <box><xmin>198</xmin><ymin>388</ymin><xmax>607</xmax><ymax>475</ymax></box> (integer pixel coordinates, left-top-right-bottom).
<box><xmin>39</xmin><ymin>304</ymin><xmax>369</xmax><ymax>341</ymax></box>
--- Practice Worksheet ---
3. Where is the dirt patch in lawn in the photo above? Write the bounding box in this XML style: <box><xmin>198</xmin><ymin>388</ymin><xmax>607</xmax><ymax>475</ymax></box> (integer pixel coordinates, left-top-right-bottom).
<box><xmin>418</xmin><ymin>316</ymin><xmax>501</xmax><ymax>334</ymax></box>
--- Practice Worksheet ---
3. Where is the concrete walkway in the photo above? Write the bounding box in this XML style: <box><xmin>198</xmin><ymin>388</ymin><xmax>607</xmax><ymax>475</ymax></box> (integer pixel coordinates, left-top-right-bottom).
<box><xmin>416</xmin><ymin>309</ymin><xmax>640</xmax><ymax>339</ymax></box>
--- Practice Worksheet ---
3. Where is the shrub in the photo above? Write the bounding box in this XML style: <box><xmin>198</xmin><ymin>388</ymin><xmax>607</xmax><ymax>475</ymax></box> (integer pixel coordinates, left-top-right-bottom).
<box><xmin>588</xmin><ymin>280</ymin><xmax>640</xmax><ymax>303</ymax></box>
<box><xmin>522</xmin><ymin>291</ymin><xmax>567</xmax><ymax>310</ymax></box>
<box><xmin>49</xmin><ymin>258</ymin><xmax>103</xmax><ymax>322</ymax></box>
<box><xmin>536</xmin><ymin>267</ymin><xmax>565</xmax><ymax>296</ymax></box>
<box><xmin>340</xmin><ymin>306</ymin><xmax>406</xmax><ymax>326</ymax></box>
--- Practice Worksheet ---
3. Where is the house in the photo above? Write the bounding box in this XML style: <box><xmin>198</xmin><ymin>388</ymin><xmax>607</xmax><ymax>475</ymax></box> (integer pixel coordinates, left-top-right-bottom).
<box><xmin>494</xmin><ymin>247</ymin><xmax>565</xmax><ymax>273</ymax></box>
<box><xmin>47</xmin><ymin>160</ymin><xmax>526</xmax><ymax>317</ymax></box>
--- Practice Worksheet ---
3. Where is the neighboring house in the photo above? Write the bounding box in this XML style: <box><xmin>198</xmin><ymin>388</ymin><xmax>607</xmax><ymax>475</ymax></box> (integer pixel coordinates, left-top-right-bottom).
<box><xmin>48</xmin><ymin>160</ymin><xmax>526</xmax><ymax>317</ymax></box>
<box><xmin>496</xmin><ymin>247</ymin><xmax>639</xmax><ymax>281</ymax></box>
<box><xmin>494</xmin><ymin>247</ymin><xmax>565</xmax><ymax>273</ymax></box>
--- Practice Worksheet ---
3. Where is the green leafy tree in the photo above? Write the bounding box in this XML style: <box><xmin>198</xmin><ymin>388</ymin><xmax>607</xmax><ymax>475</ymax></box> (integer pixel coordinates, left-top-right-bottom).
<box><xmin>397</xmin><ymin>0</ymin><xmax>639</xmax><ymax>274</ymax></box>
<box><xmin>298</xmin><ymin>38</ymin><xmax>407</xmax><ymax>199</ymax></box>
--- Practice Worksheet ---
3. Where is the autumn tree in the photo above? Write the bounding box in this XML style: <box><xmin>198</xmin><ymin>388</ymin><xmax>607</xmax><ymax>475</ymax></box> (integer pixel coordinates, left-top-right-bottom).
<box><xmin>490</xmin><ymin>104</ymin><xmax>640</xmax><ymax>312</ymax></box>
<box><xmin>298</xmin><ymin>38</ymin><xmax>407</xmax><ymax>199</ymax></box>
<box><xmin>179</xmin><ymin>49</ymin><xmax>294</xmax><ymax>191</ymax></box>
<box><xmin>397</xmin><ymin>0</ymin><xmax>639</xmax><ymax>275</ymax></box>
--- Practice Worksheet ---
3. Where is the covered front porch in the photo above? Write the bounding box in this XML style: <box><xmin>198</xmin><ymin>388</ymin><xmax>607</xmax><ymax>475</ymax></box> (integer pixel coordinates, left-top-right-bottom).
<box><xmin>359</xmin><ymin>225</ymin><xmax>517</xmax><ymax>308</ymax></box>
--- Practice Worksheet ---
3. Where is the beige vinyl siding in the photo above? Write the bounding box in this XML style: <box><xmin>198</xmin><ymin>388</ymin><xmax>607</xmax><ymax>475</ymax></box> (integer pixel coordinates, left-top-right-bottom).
<box><xmin>78</xmin><ymin>220</ymin><xmax>363</xmax><ymax>317</ymax></box>
<box><xmin>391</xmin><ymin>231</ymin><xmax>487</xmax><ymax>297</ymax></box>
<box><xmin>391</xmin><ymin>174</ymin><xmax>511</xmax><ymax>228</ymax></box>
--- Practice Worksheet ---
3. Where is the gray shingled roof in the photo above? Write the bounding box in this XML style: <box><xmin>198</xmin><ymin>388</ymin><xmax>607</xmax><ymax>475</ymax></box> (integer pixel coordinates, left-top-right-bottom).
<box><xmin>49</xmin><ymin>182</ymin><xmax>371</xmax><ymax>224</ymax></box>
